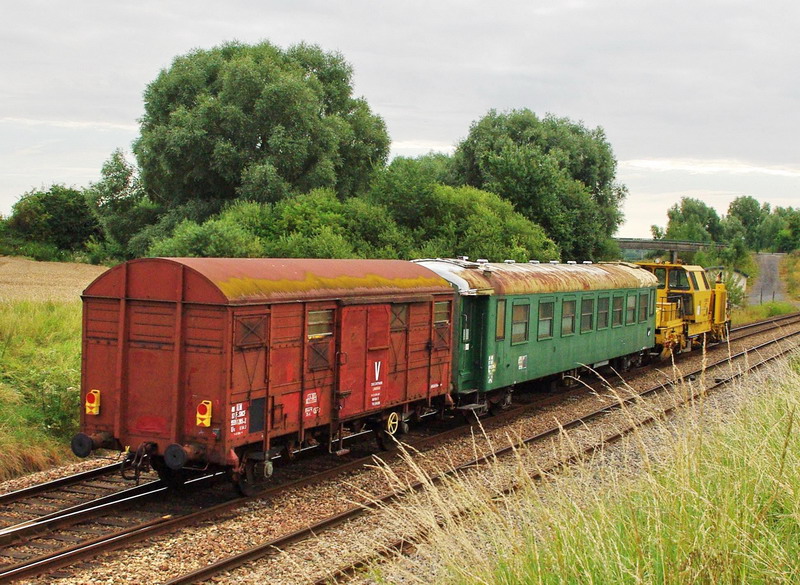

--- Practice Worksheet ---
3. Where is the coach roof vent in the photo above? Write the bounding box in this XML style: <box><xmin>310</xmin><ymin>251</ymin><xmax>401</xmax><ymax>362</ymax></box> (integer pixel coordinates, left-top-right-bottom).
<box><xmin>583</xmin><ymin>260</ymin><xmax>593</xmax><ymax>264</ymax></box>
<box><xmin>549</xmin><ymin>260</ymin><xmax>559</xmax><ymax>264</ymax></box>
<box><xmin>476</xmin><ymin>259</ymin><xmax>488</xmax><ymax>264</ymax></box>
<box><xmin>504</xmin><ymin>259</ymin><xmax>516</xmax><ymax>264</ymax></box>
<box><xmin>529</xmin><ymin>260</ymin><xmax>540</xmax><ymax>264</ymax></box>
<box><xmin>567</xmin><ymin>261</ymin><xmax>577</xmax><ymax>265</ymax></box>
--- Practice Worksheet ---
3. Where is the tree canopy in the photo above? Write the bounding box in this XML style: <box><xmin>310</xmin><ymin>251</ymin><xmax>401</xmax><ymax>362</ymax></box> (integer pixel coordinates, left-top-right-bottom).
<box><xmin>659</xmin><ymin>198</ymin><xmax>723</xmax><ymax>242</ymax></box>
<box><xmin>449</xmin><ymin>109</ymin><xmax>626</xmax><ymax>260</ymax></box>
<box><xmin>7</xmin><ymin>185</ymin><xmax>100</xmax><ymax>250</ymax></box>
<box><xmin>133</xmin><ymin>41</ymin><xmax>390</xmax><ymax>210</ymax></box>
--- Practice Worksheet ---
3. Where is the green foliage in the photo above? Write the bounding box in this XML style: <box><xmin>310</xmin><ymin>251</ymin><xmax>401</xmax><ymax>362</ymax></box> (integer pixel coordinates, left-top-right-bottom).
<box><xmin>8</xmin><ymin>185</ymin><xmax>101</xmax><ymax>250</ymax></box>
<box><xmin>731</xmin><ymin>301</ymin><xmax>796</xmax><ymax>326</ymax></box>
<box><xmin>133</xmin><ymin>41</ymin><xmax>390</xmax><ymax>208</ymax></box>
<box><xmin>147</xmin><ymin>218</ymin><xmax>264</xmax><ymax>257</ymax></box>
<box><xmin>0</xmin><ymin>301</ymin><xmax>82</xmax><ymax>438</ymax></box>
<box><xmin>727</xmin><ymin>195</ymin><xmax>770</xmax><ymax>250</ymax></box>
<box><xmin>450</xmin><ymin>109</ymin><xmax>625</xmax><ymax>260</ymax></box>
<box><xmin>84</xmin><ymin>149</ymin><xmax>163</xmax><ymax>259</ymax></box>
<box><xmin>369</xmin><ymin>157</ymin><xmax>560</xmax><ymax>261</ymax></box>
<box><xmin>664</xmin><ymin>197</ymin><xmax>722</xmax><ymax>242</ymax></box>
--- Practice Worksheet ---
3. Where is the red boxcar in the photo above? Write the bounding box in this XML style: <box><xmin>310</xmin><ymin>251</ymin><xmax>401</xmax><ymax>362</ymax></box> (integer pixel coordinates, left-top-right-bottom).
<box><xmin>71</xmin><ymin>258</ymin><xmax>455</xmax><ymax>492</ymax></box>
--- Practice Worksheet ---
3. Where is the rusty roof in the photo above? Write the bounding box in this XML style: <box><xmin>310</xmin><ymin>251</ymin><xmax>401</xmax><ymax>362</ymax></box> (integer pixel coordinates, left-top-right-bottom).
<box><xmin>414</xmin><ymin>259</ymin><xmax>658</xmax><ymax>295</ymax></box>
<box><xmin>84</xmin><ymin>258</ymin><xmax>453</xmax><ymax>304</ymax></box>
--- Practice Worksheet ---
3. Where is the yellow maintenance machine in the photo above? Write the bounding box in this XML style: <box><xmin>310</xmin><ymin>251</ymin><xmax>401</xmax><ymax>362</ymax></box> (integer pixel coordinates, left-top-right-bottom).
<box><xmin>636</xmin><ymin>262</ymin><xmax>730</xmax><ymax>358</ymax></box>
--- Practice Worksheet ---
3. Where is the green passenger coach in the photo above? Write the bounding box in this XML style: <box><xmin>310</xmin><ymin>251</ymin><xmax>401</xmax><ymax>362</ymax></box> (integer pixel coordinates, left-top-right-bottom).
<box><xmin>415</xmin><ymin>259</ymin><xmax>659</xmax><ymax>414</ymax></box>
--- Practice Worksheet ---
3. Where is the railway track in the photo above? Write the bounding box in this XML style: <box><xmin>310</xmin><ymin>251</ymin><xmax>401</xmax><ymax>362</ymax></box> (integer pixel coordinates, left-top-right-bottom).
<box><xmin>155</xmin><ymin>322</ymin><xmax>800</xmax><ymax>585</ymax></box>
<box><xmin>157</xmin><ymin>315</ymin><xmax>800</xmax><ymax>584</ymax></box>
<box><xmin>0</xmin><ymin>463</ymin><xmax>159</xmax><ymax>531</ymax></box>
<box><xmin>4</xmin><ymin>312</ymin><xmax>800</xmax><ymax>584</ymax></box>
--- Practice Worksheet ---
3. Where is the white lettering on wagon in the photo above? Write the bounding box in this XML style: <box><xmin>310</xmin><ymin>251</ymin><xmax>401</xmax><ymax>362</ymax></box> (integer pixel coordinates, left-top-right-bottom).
<box><xmin>230</xmin><ymin>402</ymin><xmax>248</xmax><ymax>437</ymax></box>
<box><xmin>304</xmin><ymin>391</ymin><xmax>320</xmax><ymax>420</ymax></box>
<box><xmin>369</xmin><ymin>360</ymin><xmax>384</xmax><ymax>407</ymax></box>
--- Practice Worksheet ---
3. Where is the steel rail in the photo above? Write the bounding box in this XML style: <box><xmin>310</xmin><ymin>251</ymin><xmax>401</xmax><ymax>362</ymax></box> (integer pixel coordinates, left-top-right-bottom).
<box><xmin>312</xmin><ymin>328</ymin><xmax>800</xmax><ymax>585</ymax></box>
<box><xmin>0</xmin><ymin>462</ymin><xmax>122</xmax><ymax>506</ymax></box>
<box><xmin>164</xmin><ymin>329</ymin><xmax>800</xmax><ymax>585</ymax></box>
<box><xmin>3</xmin><ymin>315</ymin><xmax>797</xmax><ymax>584</ymax></box>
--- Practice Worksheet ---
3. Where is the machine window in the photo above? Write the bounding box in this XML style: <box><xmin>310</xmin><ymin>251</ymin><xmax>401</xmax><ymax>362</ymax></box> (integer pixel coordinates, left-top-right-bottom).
<box><xmin>597</xmin><ymin>297</ymin><xmax>610</xmax><ymax>329</ymax></box>
<box><xmin>308</xmin><ymin>310</ymin><xmax>334</xmax><ymax>339</ymax></box>
<box><xmin>562</xmin><ymin>300</ymin><xmax>576</xmax><ymax>336</ymax></box>
<box><xmin>496</xmin><ymin>299</ymin><xmax>506</xmax><ymax>340</ymax></box>
<box><xmin>689</xmin><ymin>272</ymin><xmax>700</xmax><ymax>290</ymax></box>
<box><xmin>654</xmin><ymin>268</ymin><xmax>666</xmax><ymax>289</ymax></box>
<box><xmin>512</xmin><ymin>304</ymin><xmax>530</xmax><ymax>344</ymax></box>
<box><xmin>701</xmin><ymin>272</ymin><xmax>711</xmax><ymax>289</ymax></box>
<box><xmin>581</xmin><ymin>298</ymin><xmax>594</xmax><ymax>332</ymax></box>
<box><xmin>669</xmin><ymin>269</ymin><xmax>691</xmax><ymax>290</ymax></box>
<box><xmin>538</xmin><ymin>301</ymin><xmax>554</xmax><ymax>340</ymax></box>
<box><xmin>626</xmin><ymin>295</ymin><xmax>637</xmax><ymax>325</ymax></box>
<box><xmin>639</xmin><ymin>293</ymin><xmax>649</xmax><ymax>322</ymax></box>
<box><xmin>612</xmin><ymin>296</ymin><xmax>623</xmax><ymax>326</ymax></box>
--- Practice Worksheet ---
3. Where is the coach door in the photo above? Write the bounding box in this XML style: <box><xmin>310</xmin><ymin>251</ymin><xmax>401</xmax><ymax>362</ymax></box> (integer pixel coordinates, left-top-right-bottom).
<box><xmin>336</xmin><ymin>305</ymin><xmax>390</xmax><ymax>419</ymax></box>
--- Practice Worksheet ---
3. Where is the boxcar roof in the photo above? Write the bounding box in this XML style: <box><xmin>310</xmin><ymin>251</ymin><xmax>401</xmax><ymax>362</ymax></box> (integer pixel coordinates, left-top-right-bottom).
<box><xmin>83</xmin><ymin>258</ymin><xmax>453</xmax><ymax>304</ymax></box>
<box><xmin>414</xmin><ymin>259</ymin><xmax>658</xmax><ymax>295</ymax></box>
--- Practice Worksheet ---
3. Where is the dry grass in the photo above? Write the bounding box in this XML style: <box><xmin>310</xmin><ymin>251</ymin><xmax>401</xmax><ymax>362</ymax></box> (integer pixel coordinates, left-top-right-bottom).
<box><xmin>0</xmin><ymin>255</ymin><xmax>108</xmax><ymax>302</ymax></box>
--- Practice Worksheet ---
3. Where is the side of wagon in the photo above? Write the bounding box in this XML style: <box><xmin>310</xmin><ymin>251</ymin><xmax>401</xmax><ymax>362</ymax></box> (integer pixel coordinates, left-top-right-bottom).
<box><xmin>73</xmin><ymin>258</ymin><xmax>454</xmax><ymax>491</ymax></box>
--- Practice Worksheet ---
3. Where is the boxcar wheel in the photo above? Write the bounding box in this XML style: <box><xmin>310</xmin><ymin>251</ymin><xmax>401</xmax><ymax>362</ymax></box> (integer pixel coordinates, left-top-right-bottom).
<box><xmin>152</xmin><ymin>459</ymin><xmax>187</xmax><ymax>489</ymax></box>
<box><xmin>237</xmin><ymin>458</ymin><xmax>274</xmax><ymax>497</ymax></box>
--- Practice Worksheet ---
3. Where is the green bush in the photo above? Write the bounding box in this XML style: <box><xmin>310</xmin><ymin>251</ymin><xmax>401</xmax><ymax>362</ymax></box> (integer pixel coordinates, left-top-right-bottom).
<box><xmin>147</xmin><ymin>218</ymin><xmax>264</xmax><ymax>257</ymax></box>
<box><xmin>8</xmin><ymin>185</ymin><xmax>101</xmax><ymax>250</ymax></box>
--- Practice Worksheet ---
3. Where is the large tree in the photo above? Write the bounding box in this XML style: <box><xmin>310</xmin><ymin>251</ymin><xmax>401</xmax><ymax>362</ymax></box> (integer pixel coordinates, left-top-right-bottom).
<box><xmin>133</xmin><ymin>41</ymin><xmax>390</xmax><ymax>210</ymax></box>
<box><xmin>726</xmin><ymin>195</ymin><xmax>769</xmax><ymax>250</ymax></box>
<box><xmin>663</xmin><ymin>197</ymin><xmax>723</xmax><ymax>242</ymax></box>
<box><xmin>8</xmin><ymin>185</ymin><xmax>100</xmax><ymax>250</ymax></box>
<box><xmin>450</xmin><ymin>109</ymin><xmax>626</xmax><ymax>260</ymax></box>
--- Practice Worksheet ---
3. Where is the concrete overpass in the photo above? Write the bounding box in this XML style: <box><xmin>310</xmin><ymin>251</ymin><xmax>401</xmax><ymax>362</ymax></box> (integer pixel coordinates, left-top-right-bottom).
<box><xmin>615</xmin><ymin>238</ymin><xmax>723</xmax><ymax>262</ymax></box>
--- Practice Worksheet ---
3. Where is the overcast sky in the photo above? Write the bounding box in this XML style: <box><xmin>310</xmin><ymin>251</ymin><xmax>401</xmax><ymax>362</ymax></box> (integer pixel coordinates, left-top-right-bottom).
<box><xmin>2</xmin><ymin>0</ymin><xmax>798</xmax><ymax>237</ymax></box>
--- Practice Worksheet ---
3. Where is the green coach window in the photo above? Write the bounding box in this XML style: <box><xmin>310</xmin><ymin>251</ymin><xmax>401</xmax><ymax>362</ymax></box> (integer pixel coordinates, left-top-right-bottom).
<box><xmin>612</xmin><ymin>296</ymin><xmax>623</xmax><ymax>327</ymax></box>
<box><xmin>512</xmin><ymin>304</ymin><xmax>530</xmax><ymax>344</ymax></box>
<box><xmin>562</xmin><ymin>299</ymin><xmax>576</xmax><ymax>336</ymax></box>
<box><xmin>639</xmin><ymin>293</ymin><xmax>649</xmax><ymax>322</ymax></box>
<box><xmin>581</xmin><ymin>298</ymin><xmax>594</xmax><ymax>333</ymax></box>
<box><xmin>626</xmin><ymin>295</ymin><xmax>637</xmax><ymax>325</ymax></box>
<box><xmin>496</xmin><ymin>299</ymin><xmax>506</xmax><ymax>340</ymax></box>
<box><xmin>538</xmin><ymin>301</ymin><xmax>554</xmax><ymax>340</ymax></box>
<box><xmin>597</xmin><ymin>297</ymin><xmax>610</xmax><ymax>329</ymax></box>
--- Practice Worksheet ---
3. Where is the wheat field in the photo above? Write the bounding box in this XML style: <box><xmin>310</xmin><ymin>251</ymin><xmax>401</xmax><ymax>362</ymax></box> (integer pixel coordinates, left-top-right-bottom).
<box><xmin>0</xmin><ymin>256</ymin><xmax>108</xmax><ymax>302</ymax></box>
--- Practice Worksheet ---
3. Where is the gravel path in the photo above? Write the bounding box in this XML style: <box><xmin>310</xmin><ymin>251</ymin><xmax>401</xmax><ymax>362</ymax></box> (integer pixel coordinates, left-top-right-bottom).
<box><xmin>748</xmin><ymin>252</ymin><xmax>789</xmax><ymax>304</ymax></box>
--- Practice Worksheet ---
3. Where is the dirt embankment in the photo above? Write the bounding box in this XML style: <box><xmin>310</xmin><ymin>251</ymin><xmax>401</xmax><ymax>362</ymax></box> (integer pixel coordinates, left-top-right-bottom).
<box><xmin>0</xmin><ymin>256</ymin><xmax>108</xmax><ymax>302</ymax></box>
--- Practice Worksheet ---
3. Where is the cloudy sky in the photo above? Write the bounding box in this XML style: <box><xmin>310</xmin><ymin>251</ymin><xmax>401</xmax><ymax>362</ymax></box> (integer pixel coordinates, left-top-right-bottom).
<box><xmin>2</xmin><ymin>0</ymin><xmax>798</xmax><ymax>237</ymax></box>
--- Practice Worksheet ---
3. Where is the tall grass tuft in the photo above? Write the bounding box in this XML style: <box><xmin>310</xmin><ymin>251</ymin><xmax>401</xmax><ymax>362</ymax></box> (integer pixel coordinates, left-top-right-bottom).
<box><xmin>0</xmin><ymin>300</ymin><xmax>82</xmax><ymax>479</ymax></box>
<box><xmin>368</xmin><ymin>359</ymin><xmax>800</xmax><ymax>584</ymax></box>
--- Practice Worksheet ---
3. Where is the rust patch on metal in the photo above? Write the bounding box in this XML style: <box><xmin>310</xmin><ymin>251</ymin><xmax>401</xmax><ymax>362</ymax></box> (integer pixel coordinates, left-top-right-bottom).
<box><xmin>169</xmin><ymin>258</ymin><xmax>453</xmax><ymax>303</ymax></box>
<box><xmin>417</xmin><ymin>259</ymin><xmax>658</xmax><ymax>295</ymax></box>
<box><xmin>216</xmin><ymin>273</ymin><xmax>448</xmax><ymax>302</ymax></box>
